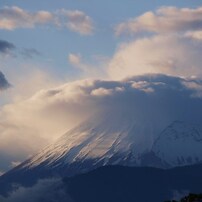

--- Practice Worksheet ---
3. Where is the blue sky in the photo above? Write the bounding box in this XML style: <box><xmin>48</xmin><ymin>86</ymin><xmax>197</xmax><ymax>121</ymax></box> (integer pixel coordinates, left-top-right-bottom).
<box><xmin>1</xmin><ymin>0</ymin><xmax>202</xmax><ymax>173</ymax></box>
<box><xmin>0</xmin><ymin>0</ymin><xmax>202</xmax><ymax>82</ymax></box>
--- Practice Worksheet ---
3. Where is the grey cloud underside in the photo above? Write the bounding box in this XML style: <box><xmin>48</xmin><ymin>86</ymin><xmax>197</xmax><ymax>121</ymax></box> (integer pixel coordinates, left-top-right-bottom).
<box><xmin>0</xmin><ymin>72</ymin><xmax>11</xmax><ymax>90</ymax></box>
<box><xmin>0</xmin><ymin>40</ymin><xmax>15</xmax><ymax>54</ymax></box>
<box><xmin>0</xmin><ymin>38</ymin><xmax>41</xmax><ymax>59</ymax></box>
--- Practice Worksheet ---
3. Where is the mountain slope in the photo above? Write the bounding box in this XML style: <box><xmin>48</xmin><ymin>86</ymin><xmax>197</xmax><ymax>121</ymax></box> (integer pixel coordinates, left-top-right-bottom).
<box><xmin>0</xmin><ymin>111</ymin><xmax>160</xmax><ymax>195</ymax></box>
<box><xmin>152</xmin><ymin>121</ymin><xmax>202</xmax><ymax>167</ymax></box>
<box><xmin>1</xmin><ymin>119</ymin><xmax>202</xmax><ymax>196</ymax></box>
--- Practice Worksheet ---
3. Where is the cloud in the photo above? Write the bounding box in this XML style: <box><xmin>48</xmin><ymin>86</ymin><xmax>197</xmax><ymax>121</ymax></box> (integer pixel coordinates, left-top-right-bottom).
<box><xmin>0</xmin><ymin>6</ymin><xmax>53</xmax><ymax>30</ymax></box>
<box><xmin>0</xmin><ymin>178</ymin><xmax>73</xmax><ymax>202</ymax></box>
<box><xmin>0</xmin><ymin>39</ymin><xmax>41</xmax><ymax>59</ymax></box>
<box><xmin>0</xmin><ymin>66</ymin><xmax>63</xmax><ymax>172</ymax></box>
<box><xmin>0</xmin><ymin>71</ymin><xmax>11</xmax><ymax>91</ymax></box>
<box><xmin>91</xmin><ymin>87</ymin><xmax>114</xmax><ymax>96</ymax></box>
<box><xmin>68</xmin><ymin>53</ymin><xmax>90</xmax><ymax>72</ymax></box>
<box><xmin>1</xmin><ymin>74</ymin><xmax>202</xmax><ymax>172</ymax></box>
<box><xmin>110</xmin><ymin>6</ymin><xmax>202</xmax><ymax>80</ymax></box>
<box><xmin>0</xmin><ymin>40</ymin><xmax>15</xmax><ymax>55</ymax></box>
<box><xmin>60</xmin><ymin>10</ymin><xmax>94</xmax><ymax>35</ymax></box>
<box><xmin>68</xmin><ymin>53</ymin><xmax>103</xmax><ymax>77</ymax></box>
<box><xmin>185</xmin><ymin>30</ymin><xmax>202</xmax><ymax>40</ymax></box>
<box><xmin>107</xmin><ymin>34</ymin><xmax>202</xmax><ymax>80</ymax></box>
<box><xmin>68</xmin><ymin>53</ymin><xmax>82</xmax><ymax>67</ymax></box>
<box><xmin>20</xmin><ymin>48</ymin><xmax>41</xmax><ymax>59</ymax></box>
<box><xmin>116</xmin><ymin>6</ymin><xmax>202</xmax><ymax>35</ymax></box>
<box><xmin>0</xmin><ymin>6</ymin><xmax>94</xmax><ymax>35</ymax></box>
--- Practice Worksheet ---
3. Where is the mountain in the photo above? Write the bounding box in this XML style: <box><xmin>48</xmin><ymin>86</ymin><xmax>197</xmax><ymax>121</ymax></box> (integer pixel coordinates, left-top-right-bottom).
<box><xmin>0</xmin><ymin>111</ymin><xmax>159</xmax><ymax>194</ymax></box>
<box><xmin>1</xmin><ymin>74</ymin><xmax>202</xmax><ymax>195</ymax></box>
<box><xmin>152</xmin><ymin>121</ymin><xmax>202</xmax><ymax>167</ymax></box>
<box><xmin>1</xmin><ymin>118</ymin><xmax>202</xmax><ymax>196</ymax></box>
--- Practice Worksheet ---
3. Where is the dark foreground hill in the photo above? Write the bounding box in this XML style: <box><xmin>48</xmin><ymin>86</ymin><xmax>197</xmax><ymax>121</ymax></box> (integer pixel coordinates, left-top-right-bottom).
<box><xmin>65</xmin><ymin>164</ymin><xmax>202</xmax><ymax>202</ymax></box>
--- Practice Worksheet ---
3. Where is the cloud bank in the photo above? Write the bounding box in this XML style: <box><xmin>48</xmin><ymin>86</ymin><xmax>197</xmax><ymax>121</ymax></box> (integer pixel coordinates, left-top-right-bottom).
<box><xmin>107</xmin><ymin>6</ymin><xmax>202</xmax><ymax>80</ymax></box>
<box><xmin>107</xmin><ymin>34</ymin><xmax>202</xmax><ymax>79</ymax></box>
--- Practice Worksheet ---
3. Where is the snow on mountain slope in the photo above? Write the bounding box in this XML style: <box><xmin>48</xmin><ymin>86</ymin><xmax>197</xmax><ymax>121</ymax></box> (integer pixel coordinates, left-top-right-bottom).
<box><xmin>20</xmin><ymin>110</ymin><xmax>158</xmax><ymax>173</ymax></box>
<box><xmin>152</xmin><ymin>121</ymin><xmax>202</xmax><ymax>167</ymax></box>
<box><xmin>17</xmin><ymin>117</ymin><xmax>202</xmax><ymax>176</ymax></box>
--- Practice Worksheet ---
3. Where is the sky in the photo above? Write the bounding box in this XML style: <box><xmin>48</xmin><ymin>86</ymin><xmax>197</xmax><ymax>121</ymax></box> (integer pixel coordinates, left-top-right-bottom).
<box><xmin>1</xmin><ymin>0</ymin><xmax>202</xmax><ymax>173</ymax></box>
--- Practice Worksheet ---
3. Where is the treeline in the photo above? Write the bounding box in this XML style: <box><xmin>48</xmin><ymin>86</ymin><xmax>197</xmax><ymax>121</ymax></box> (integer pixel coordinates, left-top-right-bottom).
<box><xmin>165</xmin><ymin>193</ymin><xmax>202</xmax><ymax>202</ymax></box>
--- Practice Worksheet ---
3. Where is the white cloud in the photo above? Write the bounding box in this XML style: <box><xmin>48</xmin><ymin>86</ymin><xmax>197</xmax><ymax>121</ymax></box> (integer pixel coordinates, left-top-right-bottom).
<box><xmin>91</xmin><ymin>87</ymin><xmax>113</xmax><ymax>96</ymax></box>
<box><xmin>110</xmin><ymin>6</ymin><xmax>202</xmax><ymax>80</ymax></box>
<box><xmin>185</xmin><ymin>30</ymin><xmax>202</xmax><ymax>40</ymax></box>
<box><xmin>107</xmin><ymin>34</ymin><xmax>202</xmax><ymax>80</ymax></box>
<box><xmin>116</xmin><ymin>6</ymin><xmax>202</xmax><ymax>35</ymax></box>
<box><xmin>61</xmin><ymin>10</ymin><xmax>94</xmax><ymax>35</ymax></box>
<box><xmin>0</xmin><ymin>6</ymin><xmax>94</xmax><ymax>35</ymax></box>
<box><xmin>131</xmin><ymin>81</ymin><xmax>154</xmax><ymax>93</ymax></box>
<box><xmin>68</xmin><ymin>53</ymin><xmax>82</xmax><ymax>67</ymax></box>
<box><xmin>0</xmin><ymin>6</ymin><xmax>53</xmax><ymax>30</ymax></box>
<box><xmin>182</xmin><ymin>80</ymin><xmax>202</xmax><ymax>98</ymax></box>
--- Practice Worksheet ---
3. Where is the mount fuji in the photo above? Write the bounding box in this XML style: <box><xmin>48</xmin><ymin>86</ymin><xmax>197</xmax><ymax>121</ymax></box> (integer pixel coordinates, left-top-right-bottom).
<box><xmin>1</xmin><ymin>117</ymin><xmax>202</xmax><ymax>194</ymax></box>
<box><xmin>1</xmin><ymin>74</ymin><xmax>202</xmax><ymax>194</ymax></box>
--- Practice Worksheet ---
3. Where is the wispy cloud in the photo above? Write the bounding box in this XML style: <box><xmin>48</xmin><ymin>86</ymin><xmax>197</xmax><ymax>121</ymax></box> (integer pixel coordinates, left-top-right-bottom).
<box><xmin>0</xmin><ymin>6</ymin><xmax>94</xmax><ymax>35</ymax></box>
<box><xmin>20</xmin><ymin>48</ymin><xmax>41</xmax><ymax>59</ymax></box>
<box><xmin>0</xmin><ymin>38</ymin><xmax>41</xmax><ymax>59</ymax></box>
<box><xmin>60</xmin><ymin>10</ymin><xmax>94</xmax><ymax>35</ymax></box>
<box><xmin>68</xmin><ymin>53</ymin><xmax>103</xmax><ymax>77</ymax></box>
<box><xmin>0</xmin><ymin>6</ymin><xmax>53</xmax><ymax>30</ymax></box>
